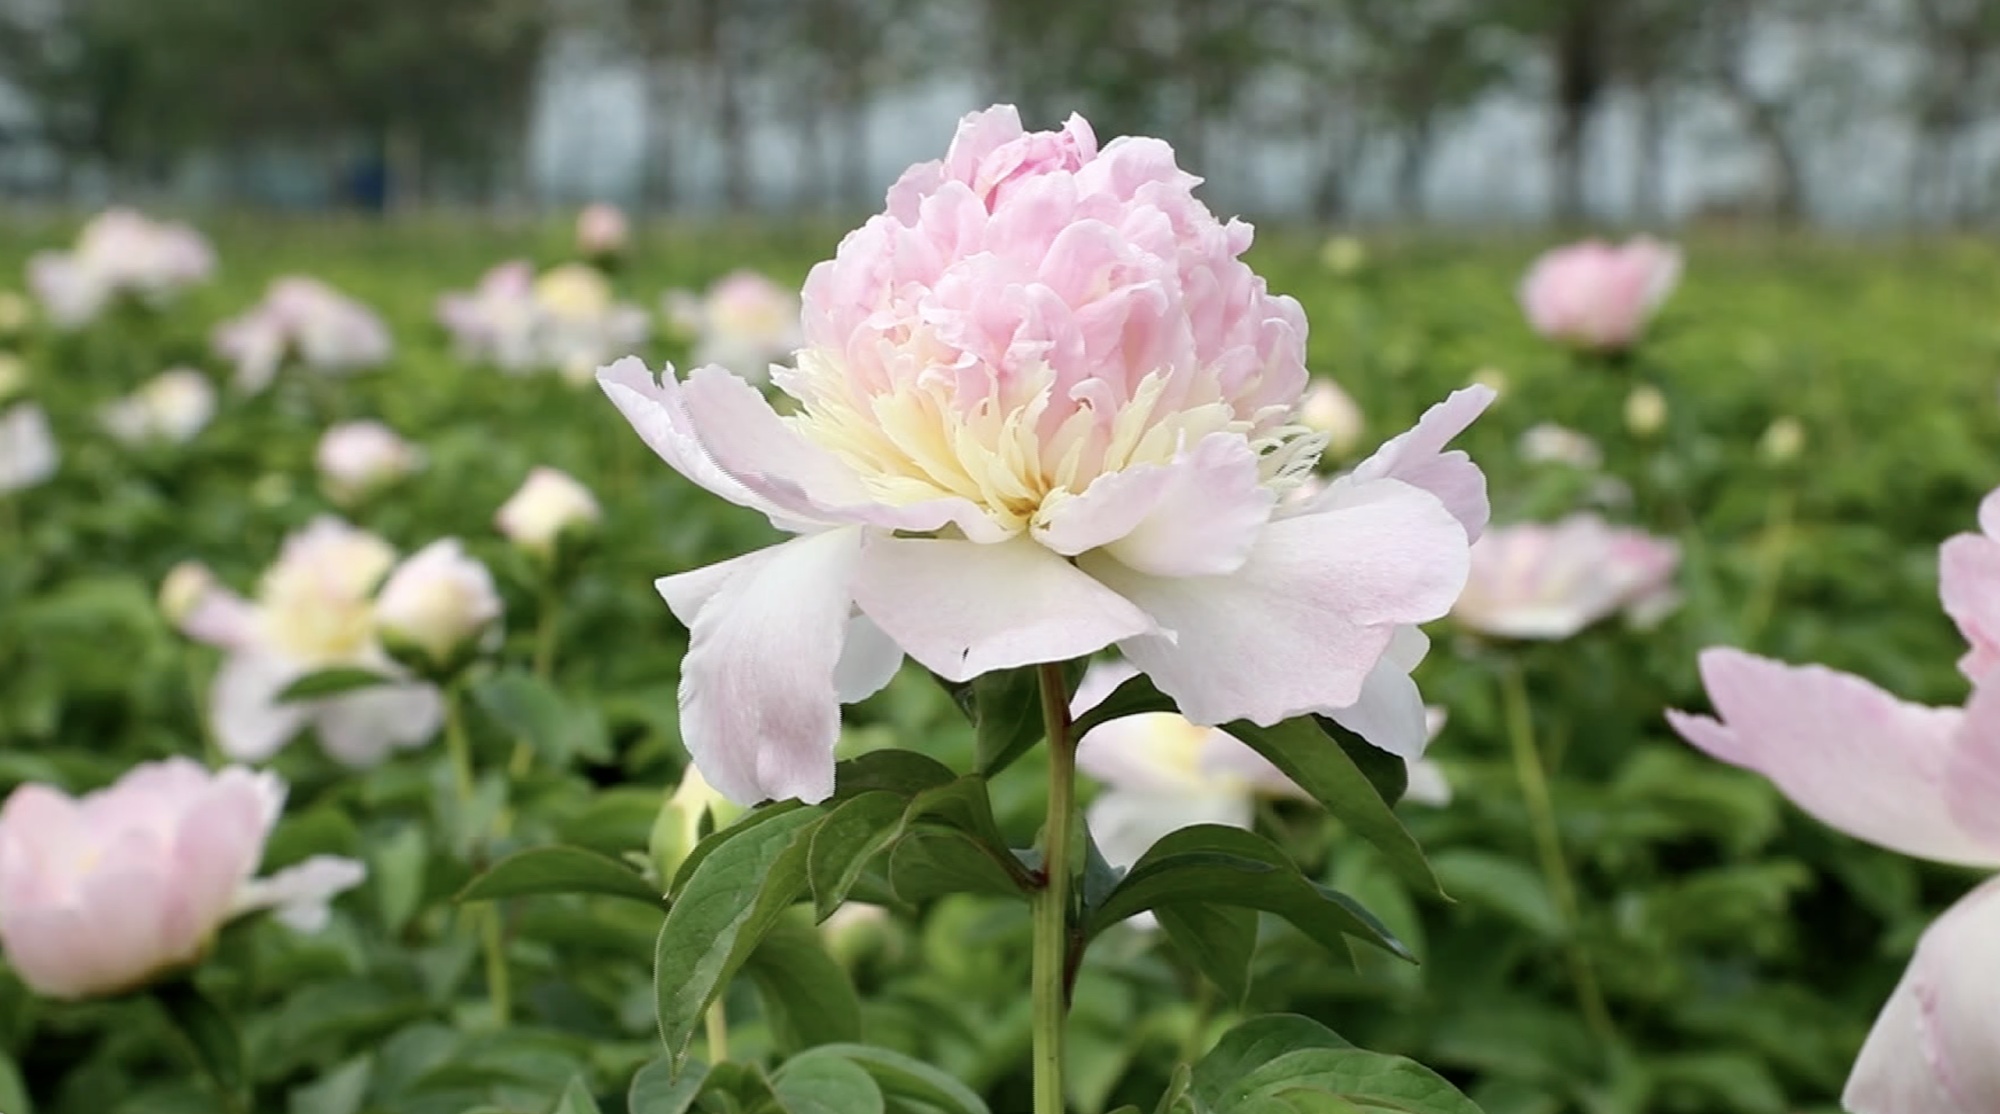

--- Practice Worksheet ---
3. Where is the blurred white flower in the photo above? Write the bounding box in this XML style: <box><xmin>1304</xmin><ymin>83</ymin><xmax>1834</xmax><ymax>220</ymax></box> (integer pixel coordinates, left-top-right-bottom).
<box><xmin>1453</xmin><ymin>515</ymin><xmax>1681</xmax><ymax>640</ymax></box>
<box><xmin>1518</xmin><ymin>422</ymin><xmax>1602</xmax><ymax>470</ymax></box>
<box><xmin>0</xmin><ymin>402</ymin><xmax>57</xmax><ymax>494</ymax></box>
<box><xmin>1760</xmin><ymin>416</ymin><xmax>1806</xmax><ymax>465</ymax></box>
<box><xmin>216</xmin><ymin>277</ymin><xmax>392</xmax><ymax>393</ymax></box>
<box><xmin>1297</xmin><ymin>380</ymin><xmax>1365</xmax><ymax>457</ymax></box>
<box><xmin>533</xmin><ymin>264</ymin><xmax>649</xmax><ymax>375</ymax></box>
<box><xmin>316</xmin><ymin>420</ymin><xmax>422</xmax><ymax>505</ymax></box>
<box><xmin>495</xmin><ymin>466</ymin><xmax>600</xmax><ymax>559</ymax></box>
<box><xmin>26</xmin><ymin>209</ymin><xmax>214</xmax><ymax>329</ymax></box>
<box><xmin>373</xmin><ymin>539</ymin><xmax>503</xmax><ymax>669</ymax></box>
<box><xmin>99</xmin><ymin>368</ymin><xmax>217</xmax><ymax>447</ymax></box>
<box><xmin>437</xmin><ymin>261</ymin><xmax>541</xmax><ymax>372</ymax></box>
<box><xmin>1625</xmin><ymin>384</ymin><xmax>1668</xmax><ymax>437</ymax></box>
<box><xmin>662</xmin><ymin>270</ymin><xmax>801</xmax><ymax>381</ymax></box>
<box><xmin>177</xmin><ymin>516</ymin><xmax>443</xmax><ymax>766</ymax></box>
<box><xmin>159</xmin><ymin>561</ymin><xmax>219</xmax><ymax>629</ymax></box>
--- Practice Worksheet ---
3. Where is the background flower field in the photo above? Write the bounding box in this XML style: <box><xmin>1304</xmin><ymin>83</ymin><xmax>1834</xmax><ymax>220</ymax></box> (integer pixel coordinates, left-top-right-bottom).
<box><xmin>2</xmin><ymin>215</ymin><xmax>1994</xmax><ymax>1114</ymax></box>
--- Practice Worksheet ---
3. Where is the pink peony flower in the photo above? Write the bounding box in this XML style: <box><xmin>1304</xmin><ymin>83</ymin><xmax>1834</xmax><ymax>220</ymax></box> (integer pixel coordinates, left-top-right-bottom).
<box><xmin>178</xmin><ymin>517</ymin><xmax>443</xmax><ymax>766</ymax></box>
<box><xmin>216</xmin><ymin>277</ymin><xmax>392</xmax><ymax>393</ymax></box>
<box><xmin>1452</xmin><ymin>515</ymin><xmax>1679</xmax><ymax>640</ymax></box>
<box><xmin>26</xmin><ymin>209</ymin><xmax>214</xmax><ymax>330</ymax></box>
<box><xmin>99</xmin><ymin>368</ymin><xmax>217</xmax><ymax>447</ymax></box>
<box><xmin>598</xmin><ymin>105</ymin><xmax>1491</xmax><ymax>804</ymax></box>
<box><xmin>1518</xmin><ymin>237</ymin><xmax>1681</xmax><ymax>353</ymax></box>
<box><xmin>0</xmin><ymin>401</ymin><xmax>57</xmax><ymax>493</ymax></box>
<box><xmin>437</xmin><ymin>261</ymin><xmax>541</xmax><ymax>372</ymax></box>
<box><xmin>663</xmin><ymin>270</ymin><xmax>803</xmax><ymax>381</ymax></box>
<box><xmin>1940</xmin><ymin>488</ymin><xmax>2000</xmax><ymax>680</ymax></box>
<box><xmin>0</xmin><ymin>758</ymin><xmax>363</xmax><ymax>999</ymax></box>
<box><xmin>315</xmin><ymin>420</ymin><xmax>423</xmax><ymax>505</ymax></box>
<box><xmin>1669</xmin><ymin>649</ymin><xmax>2000</xmax><ymax>1113</ymax></box>
<box><xmin>576</xmin><ymin>203</ymin><xmax>630</xmax><ymax>258</ymax></box>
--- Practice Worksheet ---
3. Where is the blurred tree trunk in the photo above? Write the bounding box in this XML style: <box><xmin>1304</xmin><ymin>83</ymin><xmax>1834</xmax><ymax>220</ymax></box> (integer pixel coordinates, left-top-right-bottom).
<box><xmin>641</xmin><ymin>62</ymin><xmax>679</xmax><ymax>213</ymax></box>
<box><xmin>1548</xmin><ymin>0</ymin><xmax>1606</xmax><ymax>223</ymax></box>
<box><xmin>1631</xmin><ymin>86</ymin><xmax>1667</xmax><ymax>222</ymax></box>
<box><xmin>1395</xmin><ymin>118</ymin><xmax>1434</xmax><ymax>220</ymax></box>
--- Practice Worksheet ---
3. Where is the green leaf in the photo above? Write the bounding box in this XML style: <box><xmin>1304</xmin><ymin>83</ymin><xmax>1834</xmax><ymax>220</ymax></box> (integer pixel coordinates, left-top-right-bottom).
<box><xmin>905</xmin><ymin>775</ymin><xmax>1012</xmax><ymax>851</ymax></box>
<box><xmin>654</xmin><ymin>805</ymin><xmax>825</xmax><ymax>1066</ymax></box>
<box><xmin>153</xmin><ymin>980</ymin><xmax>247</xmax><ymax>1108</ymax></box>
<box><xmin>473</xmin><ymin>670</ymin><xmax>610</xmax><ymax>767</ymax></box>
<box><xmin>1156</xmin><ymin>902</ymin><xmax>1258</xmax><ymax>1002</ymax></box>
<box><xmin>1087</xmin><ymin>826</ymin><xmax>1409</xmax><ymax>962</ymax></box>
<box><xmin>796</xmin><ymin>1045</ymin><xmax>990</xmax><ymax>1114</ymax></box>
<box><xmin>0</xmin><ymin>1050</ymin><xmax>32</xmax><ymax>1114</ymax></box>
<box><xmin>1228</xmin><ymin>1048</ymin><xmax>1482</xmax><ymax>1114</ymax></box>
<box><xmin>830</xmin><ymin>750</ymin><xmax>959</xmax><ymax>800</ymax></box>
<box><xmin>1070</xmin><ymin>670</ymin><xmax>1177</xmax><ymax>738</ymax></box>
<box><xmin>887</xmin><ymin>827</ymin><xmax>1031</xmax><ymax>903</ymax></box>
<box><xmin>966</xmin><ymin>666</ymin><xmax>1047</xmax><ymax>776</ymax></box>
<box><xmin>669</xmin><ymin>800</ymin><xmax>810</xmax><ymax>897</ymax></box>
<box><xmin>1223</xmin><ymin>718</ymin><xmax>1441</xmax><ymax>896</ymax></box>
<box><xmin>1154</xmin><ymin>1063</ymin><xmax>1194</xmax><ymax>1114</ymax></box>
<box><xmin>456</xmin><ymin>845</ymin><xmax>665</xmax><ymax>907</ymax></box>
<box><xmin>1194</xmin><ymin>1016</ymin><xmax>1353</xmax><ymax>1109</ymax></box>
<box><xmin>628</xmin><ymin>1058</ymin><xmax>709</xmax><ymax>1114</ymax></box>
<box><xmin>1429</xmin><ymin>850</ymin><xmax>1562</xmax><ymax>940</ymax></box>
<box><xmin>276</xmin><ymin>667</ymin><xmax>395</xmax><ymax>703</ymax></box>
<box><xmin>1312</xmin><ymin>716</ymin><xmax>1407</xmax><ymax>807</ymax></box>
<box><xmin>288</xmin><ymin>1056</ymin><xmax>371</xmax><ymax>1114</ymax></box>
<box><xmin>552</xmin><ymin>1074</ymin><xmax>605</xmax><ymax>1114</ymax></box>
<box><xmin>770</xmin><ymin>1052</ymin><xmax>886</xmax><ymax>1114</ymax></box>
<box><xmin>742</xmin><ymin>914</ymin><xmax>864</xmax><ymax>1053</ymax></box>
<box><xmin>808</xmin><ymin>791</ymin><xmax>909</xmax><ymax>919</ymax></box>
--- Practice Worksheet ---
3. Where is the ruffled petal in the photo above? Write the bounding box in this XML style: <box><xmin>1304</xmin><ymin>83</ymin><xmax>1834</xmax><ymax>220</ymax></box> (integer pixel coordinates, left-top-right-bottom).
<box><xmin>232</xmin><ymin>855</ymin><xmax>368</xmax><ymax>933</ymax></box>
<box><xmin>312</xmin><ymin>682</ymin><xmax>444</xmax><ymax>768</ymax></box>
<box><xmin>1666</xmin><ymin>648</ymin><xmax>2000</xmax><ymax>868</ymax></box>
<box><xmin>1844</xmin><ymin>878</ymin><xmax>2000</xmax><ymax>1114</ymax></box>
<box><xmin>1323</xmin><ymin>626</ymin><xmax>1433</xmax><ymax>759</ymax></box>
<box><xmin>1033</xmin><ymin>432</ymin><xmax>1274</xmax><ymax>577</ymax></box>
<box><xmin>851</xmin><ymin>535</ymin><xmax>1158</xmax><ymax>683</ymax></box>
<box><xmin>209</xmin><ymin>652</ymin><xmax>312</xmax><ymax>762</ymax></box>
<box><xmin>1330</xmin><ymin>387</ymin><xmax>1494</xmax><ymax>540</ymax></box>
<box><xmin>1084</xmin><ymin>478</ymin><xmax>1469</xmax><ymax>726</ymax></box>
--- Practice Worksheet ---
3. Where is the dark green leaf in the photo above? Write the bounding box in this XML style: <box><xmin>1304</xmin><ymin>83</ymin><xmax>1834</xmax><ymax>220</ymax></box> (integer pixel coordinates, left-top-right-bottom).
<box><xmin>276</xmin><ymin>667</ymin><xmax>394</xmax><ymax>703</ymax></box>
<box><xmin>770</xmin><ymin>1052</ymin><xmax>885</xmax><ymax>1114</ymax></box>
<box><xmin>1156</xmin><ymin>902</ymin><xmax>1258</xmax><ymax>1003</ymax></box>
<box><xmin>473</xmin><ymin>670</ymin><xmax>610</xmax><ymax>767</ymax></box>
<box><xmin>1087</xmin><ymin>827</ymin><xmax>1408</xmax><ymax>962</ymax></box>
<box><xmin>669</xmin><ymin>800</ymin><xmax>810</xmax><ymax>897</ymax></box>
<box><xmin>796</xmin><ymin>1045</ymin><xmax>990</xmax><ymax>1114</ymax></box>
<box><xmin>1312</xmin><ymin>716</ymin><xmax>1407</xmax><ymax>807</ymax></box>
<box><xmin>808</xmin><ymin>791</ymin><xmax>909</xmax><ymax>920</ymax></box>
<box><xmin>1070</xmin><ymin>670</ymin><xmax>1177</xmax><ymax>738</ymax></box>
<box><xmin>456</xmin><ymin>845</ymin><xmax>665</xmax><ymax>907</ymax></box>
<box><xmin>968</xmin><ymin>666</ymin><xmax>1047</xmax><ymax>776</ymax></box>
<box><xmin>1224</xmin><ymin>718</ymin><xmax>1441</xmax><ymax>896</ymax></box>
<box><xmin>654</xmin><ymin>805</ymin><xmax>825</xmax><ymax>1066</ymax></box>
<box><xmin>1194</xmin><ymin>1015</ymin><xmax>1353</xmax><ymax>1109</ymax></box>
<box><xmin>888</xmin><ymin>828</ymin><xmax>1031</xmax><ymax>903</ymax></box>
<box><xmin>153</xmin><ymin>980</ymin><xmax>246</xmax><ymax>1107</ymax></box>
<box><xmin>743</xmin><ymin>914</ymin><xmax>864</xmax><ymax>1053</ymax></box>
<box><xmin>551</xmin><ymin>1075</ymin><xmax>605</xmax><ymax>1114</ymax></box>
<box><xmin>830</xmin><ymin>750</ymin><xmax>959</xmax><ymax>800</ymax></box>
<box><xmin>904</xmin><ymin>775</ymin><xmax>1011</xmax><ymax>852</ymax></box>
<box><xmin>1228</xmin><ymin>1048</ymin><xmax>1482</xmax><ymax>1114</ymax></box>
<box><xmin>628</xmin><ymin>1058</ymin><xmax>709</xmax><ymax>1114</ymax></box>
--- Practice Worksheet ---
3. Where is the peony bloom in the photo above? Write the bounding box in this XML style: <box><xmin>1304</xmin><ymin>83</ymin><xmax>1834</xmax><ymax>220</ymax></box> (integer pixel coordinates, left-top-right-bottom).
<box><xmin>178</xmin><ymin>517</ymin><xmax>443</xmax><ymax>766</ymax></box>
<box><xmin>0</xmin><ymin>401</ymin><xmax>58</xmax><ymax>494</ymax></box>
<box><xmin>495</xmin><ymin>466</ymin><xmax>601</xmax><ymax>559</ymax></box>
<box><xmin>437</xmin><ymin>261</ymin><xmax>541</xmax><ymax>372</ymax></box>
<box><xmin>599</xmin><ymin>105</ymin><xmax>1492</xmax><ymax>804</ymax></box>
<box><xmin>0</xmin><ymin>758</ymin><xmax>363</xmax><ymax>1000</ymax></box>
<box><xmin>99</xmin><ymin>368</ymin><xmax>217</xmax><ymax>447</ymax></box>
<box><xmin>1518</xmin><ymin>422</ymin><xmax>1602</xmax><ymax>470</ymax></box>
<box><xmin>1297</xmin><ymin>380</ymin><xmax>1365</xmax><ymax>458</ymax></box>
<box><xmin>1076</xmin><ymin>660</ymin><xmax>1450</xmax><ymax>878</ymax></box>
<box><xmin>576</xmin><ymin>203</ymin><xmax>630</xmax><ymax>259</ymax></box>
<box><xmin>650</xmin><ymin>767</ymin><xmax>744</xmax><ymax>882</ymax></box>
<box><xmin>26</xmin><ymin>209</ymin><xmax>214</xmax><ymax>330</ymax></box>
<box><xmin>315</xmin><ymin>420</ymin><xmax>422</xmax><ymax>505</ymax></box>
<box><xmin>662</xmin><ymin>270</ymin><xmax>803</xmax><ymax>381</ymax></box>
<box><xmin>1518</xmin><ymin>237</ymin><xmax>1681</xmax><ymax>353</ymax></box>
<box><xmin>532</xmin><ymin>264</ymin><xmax>649</xmax><ymax>380</ymax></box>
<box><xmin>373</xmin><ymin>539</ymin><xmax>503</xmax><ymax>669</ymax></box>
<box><xmin>1668</xmin><ymin>646</ymin><xmax>2000</xmax><ymax>1113</ymax></box>
<box><xmin>1453</xmin><ymin>515</ymin><xmax>1679</xmax><ymax>640</ymax></box>
<box><xmin>216</xmin><ymin>277</ymin><xmax>392</xmax><ymax>393</ymax></box>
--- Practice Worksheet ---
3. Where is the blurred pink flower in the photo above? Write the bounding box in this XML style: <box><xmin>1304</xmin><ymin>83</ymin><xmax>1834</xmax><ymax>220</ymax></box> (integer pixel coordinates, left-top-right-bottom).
<box><xmin>0</xmin><ymin>401</ymin><xmax>57</xmax><ymax>493</ymax></box>
<box><xmin>27</xmin><ymin>209</ymin><xmax>214</xmax><ymax>329</ymax></box>
<box><xmin>1452</xmin><ymin>515</ymin><xmax>1680</xmax><ymax>639</ymax></box>
<box><xmin>1669</xmin><ymin>648</ymin><xmax>2000</xmax><ymax>1113</ymax></box>
<box><xmin>315</xmin><ymin>419</ymin><xmax>423</xmax><ymax>505</ymax></box>
<box><xmin>1518</xmin><ymin>237</ymin><xmax>1681</xmax><ymax>353</ymax></box>
<box><xmin>663</xmin><ymin>269</ymin><xmax>803</xmax><ymax>381</ymax></box>
<box><xmin>99</xmin><ymin>368</ymin><xmax>217</xmax><ymax>447</ymax></box>
<box><xmin>179</xmin><ymin>516</ymin><xmax>443</xmax><ymax>766</ymax></box>
<box><xmin>216</xmin><ymin>277</ymin><xmax>392</xmax><ymax>392</ymax></box>
<box><xmin>576</xmin><ymin>203</ymin><xmax>629</xmax><ymax>258</ymax></box>
<box><xmin>0</xmin><ymin>758</ymin><xmax>362</xmax><ymax>999</ymax></box>
<box><xmin>437</xmin><ymin>261</ymin><xmax>541</xmax><ymax>372</ymax></box>
<box><xmin>438</xmin><ymin>261</ymin><xmax>647</xmax><ymax>377</ymax></box>
<box><xmin>599</xmin><ymin>105</ymin><xmax>1491</xmax><ymax>804</ymax></box>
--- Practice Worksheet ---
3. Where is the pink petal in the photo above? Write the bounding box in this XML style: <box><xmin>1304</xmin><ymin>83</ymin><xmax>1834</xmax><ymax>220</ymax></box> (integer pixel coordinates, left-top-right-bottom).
<box><xmin>1945</xmin><ymin>678</ymin><xmax>2000</xmax><ymax>849</ymax></box>
<box><xmin>1940</xmin><ymin>527</ymin><xmax>2000</xmax><ymax>680</ymax></box>
<box><xmin>232</xmin><ymin>856</ymin><xmax>367</xmax><ymax>932</ymax></box>
<box><xmin>209</xmin><ymin>652</ymin><xmax>311</xmax><ymax>762</ymax></box>
<box><xmin>1666</xmin><ymin>649</ymin><xmax>2000</xmax><ymax>868</ymax></box>
<box><xmin>850</xmin><ymin>536</ymin><xmax>1158</xmax><ymax>683</ymax></box>
<box><xmin>832</xmin><ymin>615</ymin><xmax>903</xmax><ymax>703</ymax></box>
<box><xmin>1334</xmin><ymin>387</ymin><xmax>1494</xmax><ymax>541</ymax></box>
<box><xmin>679</xmin><ymin>530</ymin><xmax>865</xmax><ymax>804</ymax></box>
<box><xmin>1322</xmin><ymin>626</ymin><xmax>1432</xmax><ymax>759</ymax></box>
<box><xmin>1085</xmin><ymin>478</ymin><xmax>1470</xmax><ymax>726</ymax></box>
<box><xmin>596</xmin><ymin>357</ymin><xmax>799</xmax><ymax>525</ymax></box>
<box><xmin>1844</xmin><ymin>878</ymin><xmax>2000</xmax><ymax>1114</ymax></box>
<box><xmin>1033</xmin><ymin>433</ymin><xmax>1275</xmax><ymax>577</ymax></box>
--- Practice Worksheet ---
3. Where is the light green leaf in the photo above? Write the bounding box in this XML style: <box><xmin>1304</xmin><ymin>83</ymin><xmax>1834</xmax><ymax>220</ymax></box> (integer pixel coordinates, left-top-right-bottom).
<box><xmin>1194</xmin><ymin>1016</ymin><xmax>1353</xmax><ymax>1109</ymax></box>
<box><xmin>743</xmin><ymin>914</ymin><xmax>864</xmax><ymax>1053</ymax></box>
<box><xmin>276</xmin><ymin>666</ymin><xmax>394</xmax><ymax>703</ymax></box>
<box><xmin>796</xmin><ymin>1044</ymin><xmax>990</xmax><ymax>1114</ymax></box>
<box><xmin>808</xmin><ymin>790</ymin><xmax>909</xmax><ymax>919</ymax></box>
<box><xmin>887</xmin><ymin>828</ymin><xmax>1031</xmax><ymax>903</ymax></box>
<box><xmin>551</xmin><ymin>1074</ymin><xmax>605</xmax><ymax>1114</ymax></box>
<box><xmin>628</xmin><ymin>1058</ymin><xmax>709</xmax><ymax>1114</ymax></box>
<box><xmin>473</xmin><ymin>670</ymin><xmax>610</xmax><ymax>767</ymax></box>
<box><xmin>770</xmin><ymin>1052</ymin><xmax>886</xmax><ymax>1114</ymax></box>
<box><xmin>456</xmin><ymin>845</ymin><xmax>664</xmax><ymax>906</ymax></box>
<box><xmin>1156</xmin><ymin>902</ymin><xmax>1258</xmax><ymax>1003</ymax></box>
<box><xmin>287</xmin><ymin>1056</ymin><xmax>371</xmax><ymax>1114</ymax></box>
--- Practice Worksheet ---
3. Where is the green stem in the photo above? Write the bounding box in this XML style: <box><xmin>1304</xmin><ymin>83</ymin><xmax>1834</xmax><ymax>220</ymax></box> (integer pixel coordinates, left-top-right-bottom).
<box><xmin>482</xmin><ymin>906</ymin><xmax>512</xmax><ymax>1027</ymax></box>
<box><xmin>443</xmin><ymin>682</ymin><xmax>475</xmax><ymax>805</ymax></box>
<box><xmin>532</xmin><ymin>577</ymin><xmax>560</xmax><ymax>680</ymax></box>
<box><xmin>1499</xmin><ymin>662</ymin><xmax>1617</xmax><ymax>1054</ymax></box>
<box><xmin>444</xmin><ymin>685</ymin><xmax>512</xmax><ymax>1028</ymax></box>
<box><xmin>1740</xmin><ymin>486</ymin><xmax>1796</xmax><ymax>644</ymax></box>
<box><xmin>1032</xmin><ymin>663</ymin><xmax>1077</xmax><ymax>1114</ymax></box>
<box><xmin>704</xmin><ymin>999</ymin><xmax>730</xmax><ymax>1063</ymax></box>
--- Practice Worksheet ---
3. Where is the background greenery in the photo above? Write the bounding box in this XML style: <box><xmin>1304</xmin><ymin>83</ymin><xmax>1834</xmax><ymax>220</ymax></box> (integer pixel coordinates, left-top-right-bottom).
<box><xmin>2</xmin><ymin>217</ymin><xmax>1994</xmax><ymax>1114</ymax></box>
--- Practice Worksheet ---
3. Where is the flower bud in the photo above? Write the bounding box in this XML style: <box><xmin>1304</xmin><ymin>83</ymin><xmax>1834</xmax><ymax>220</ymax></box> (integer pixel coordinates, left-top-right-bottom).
<box><xmin>496</xmin><ymin>467</ymin><xmax>601</xmax><ymax>560</ymax></box>
<box><xmin>373</xmin><ymin>539</ymin><xmax>503</xmax><ymax>672</ymax></box>
<box><xmin>821</xmin><ymin>902</ymin><xmax>894</xmax><ymax>968</ymax></box>
<box><xmin>316</xmin><ymin>420</ymin><xmax>422</xmax><ymax>505</ymax></box>
<box><xmin>575</xmin><ymin>203</ymin><xmax>629</xmax><ymax>260</ymax></box>
<box><xmin>159</xmin><ymin>561</ymin><xmax>218</xmax><ymax>627</ymax></box>
<box><xmin>1519</xmin><ymin>422</ymin><xmax>1602</xmax><ymax>470</ymax></box>
<box><xmin>1759</xmin><ymin>416</ymin><xmax>1805</xmax><ymax>465</ymax></box>
<box><xmin>1319</xmin><ymin>235</ymin><xmax>1367</xmax><ymax>277</ymax></box>
<box><xmin>649</xmin><ymin>767</ymin><xmax>744</xmax><ymax>884</ymax></box>
<box><xmin>1625</xmin><ymin>384</ymin><xmax>1668</xmax><ymax>437</ymax></box>
<box><xmin>1297</xmin><ymin>380</ymin><xmax>1365</xmax><ymax>457</ymax></box>
<box><xmin>1470</xmin><ymin>366</ymin><xmax>1508</xmax><ymax>399</ymax></box>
